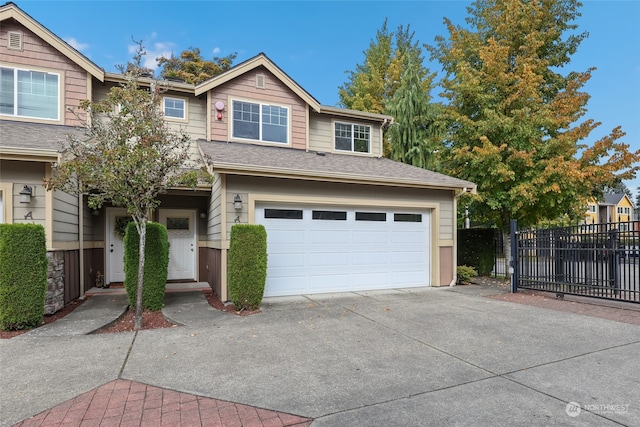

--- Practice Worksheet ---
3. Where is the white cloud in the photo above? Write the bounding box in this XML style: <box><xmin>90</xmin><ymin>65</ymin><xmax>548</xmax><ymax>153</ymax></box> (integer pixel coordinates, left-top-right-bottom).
<box><xmin>212</xmin><ymin>47</ymin><xmax>221</xmax><ymax>55</ymax></box>
<box><xmin>65</xmin><ymin>37</ymin><xmax>89</xmax><ymax>52</ymax></box>
<box><xmin>127</xmin><ymin>37</ymin><xmax>176</xmax><ymax>71</ymax></box>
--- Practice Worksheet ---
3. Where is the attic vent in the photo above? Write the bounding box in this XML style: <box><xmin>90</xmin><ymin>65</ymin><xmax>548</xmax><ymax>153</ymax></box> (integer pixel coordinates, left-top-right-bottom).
<box><xmin>8</xmin><ymin>31</ymin><xmax>23</xmax><ymax>50</ymax></box>
<box><xmin>256</xmin><ymin>73</ymin><xmax>265</xmax><ymax>89</ymax></box>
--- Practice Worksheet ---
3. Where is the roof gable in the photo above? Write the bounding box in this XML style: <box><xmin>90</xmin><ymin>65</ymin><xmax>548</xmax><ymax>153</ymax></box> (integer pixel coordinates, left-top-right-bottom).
<box><xmin>0</xmin><ymin>2</ymin><xmax>103</xmax><ymax>81</ymax></box>
<box><xmin>195</xmin><ymin>53</ymin><xmax>320</xmax><ymax>112</ymax></box>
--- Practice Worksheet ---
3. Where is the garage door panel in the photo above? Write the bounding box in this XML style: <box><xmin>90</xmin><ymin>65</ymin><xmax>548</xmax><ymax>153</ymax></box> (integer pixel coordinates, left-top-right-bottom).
<box><xmin>352</xmin><ymin>230</ymin><xmax>389</xmax><ymax>244</ymax></box>
<box><xmin>257</xmin><ymin>205</ymin><xmax>430</xmax><ymax>296</ymax></box>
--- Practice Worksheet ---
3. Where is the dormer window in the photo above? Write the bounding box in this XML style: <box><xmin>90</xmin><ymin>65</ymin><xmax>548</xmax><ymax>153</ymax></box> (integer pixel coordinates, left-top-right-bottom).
<box><xmin>163</xmin><ymin>96</ymin><xmax>186</xmax><ymax>120</ymax></box>
<box><xmin>232</xmin><ymin>99</ymin><xmax>288</xmax><ymax>144</ymax></box>
<box><xmin>334</xmin><ymin>122</ymin><xmax>370</xmax><ymax>153</ymax></box>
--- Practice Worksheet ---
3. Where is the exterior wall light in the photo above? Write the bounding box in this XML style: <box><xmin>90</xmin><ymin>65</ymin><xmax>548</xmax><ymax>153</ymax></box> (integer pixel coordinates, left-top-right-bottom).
<box><xmin>19</xmin><ymin>185</ymin><xmax>33</xmax><ymax>204</ymax></box>
<box><xmin>234</xmin><ymin>194</ymin><xmax>242</xmax><ymax>211</ymax></box>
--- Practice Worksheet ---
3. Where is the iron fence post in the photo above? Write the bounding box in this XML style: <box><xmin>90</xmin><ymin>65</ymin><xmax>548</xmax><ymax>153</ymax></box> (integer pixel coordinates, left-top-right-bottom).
<box><xmin>510</xmin><ymin>219</ymin><xmax>518</xmax><ymax>293</ymax></box>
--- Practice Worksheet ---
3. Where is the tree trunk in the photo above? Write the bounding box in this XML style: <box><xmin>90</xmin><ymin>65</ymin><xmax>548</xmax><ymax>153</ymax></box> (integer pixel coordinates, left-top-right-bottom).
<box><xmin>134</xmin><ymin>220</ymin><xmax>146</xmax><ymax>331</ymax></box>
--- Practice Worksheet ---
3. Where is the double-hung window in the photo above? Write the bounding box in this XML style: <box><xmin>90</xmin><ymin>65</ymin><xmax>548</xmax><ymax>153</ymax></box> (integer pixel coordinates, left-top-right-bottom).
<box><xmin>334</xmin><ymin>122</ymin><xmax>370</xmax><ymax>153</ymax></box>
<box><xmin>163</xmin><ymin>97</ymin><xmax>186</xmax><ymax>120</ymax></box>
<box><xmin>232</xmin><ymin>100</ymin><xmax>288</xmax><ymax>144</ymax></box>
<box><xmin>0</xmin><ymin>66</ymin><xmax>60</xmax><ymax>120</ymax></box>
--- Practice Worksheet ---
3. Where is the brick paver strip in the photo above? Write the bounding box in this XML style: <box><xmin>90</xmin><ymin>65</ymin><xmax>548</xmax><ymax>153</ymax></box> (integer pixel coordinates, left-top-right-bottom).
<box><xmin>490</xmin><ymin>290</ymin><xmax>640</xmax><ymax>325</ymax></box>
<box><xmin>13</xmin><ymin>379</ymin><xmax>312</xmax><ymax>427</ymax></box>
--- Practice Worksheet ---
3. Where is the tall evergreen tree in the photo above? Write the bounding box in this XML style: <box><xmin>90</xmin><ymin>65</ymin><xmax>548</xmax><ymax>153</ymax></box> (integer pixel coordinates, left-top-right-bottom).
<box><xmin>428</xmin><ymin>0</ymin><xmax>640</xmax><ymax>258</ymax></box>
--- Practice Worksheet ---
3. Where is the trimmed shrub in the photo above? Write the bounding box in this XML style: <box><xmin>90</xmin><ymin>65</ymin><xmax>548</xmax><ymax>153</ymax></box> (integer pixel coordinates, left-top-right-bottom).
<box><xmin>456</xmin><ymin>265</ymin><xmax>478</xmax><ymax>285</ymax></box>
<box><xmin>124</xmin><ymin>221</ymin><xmax>169</xmax><ymax>311</ymax></box>
<box><xmin>457</xmin><ymin>228</ymin><xmax>496</xmax><ymax>276</ymax></box>
<box><xmin>0</xmin><ymin>224</ymin><xmax>47</xmax><ymax>330</ymax></box>
<box><xmin>228</xmin><ymin>224</ymin><xmax>267</xmax><ymax>311</ymax></box>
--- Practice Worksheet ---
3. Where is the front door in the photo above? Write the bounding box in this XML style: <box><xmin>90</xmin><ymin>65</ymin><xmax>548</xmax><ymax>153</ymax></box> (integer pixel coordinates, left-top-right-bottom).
<box><xmin>159</xmin><ymin>209</ymin><xmax>197</xmax><ymax>281</ymax></box>
<box><xmin>106</xmin><ymin>208</ymin><xmax>129</xmax><ymax>284</ymax></box>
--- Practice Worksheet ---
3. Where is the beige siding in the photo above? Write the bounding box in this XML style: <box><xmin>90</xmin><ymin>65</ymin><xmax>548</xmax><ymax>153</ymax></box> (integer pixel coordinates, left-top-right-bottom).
<box><xmin>207</xmin><ymin>173</ymin><xmax>223</xmax><ymax>241</ymax></box>
<box><xmin>309</xmin><ymin>111</ymin><xmax>383</xmax><ymax>157</ymax></box>
<box><xmin>52</xmin><ymin>189</ymin><xmax>79</xmax><ymax>241</ymax></box>
<box><xmin>0</xmin><ymin>20</ymin><xmax>89</xmax><ymax>126</ymax></box>
<box><xmin>224</xmin><ymin>175</ymin><xmax>454</xmax><ymax>242</ymax></box>
<box><xmin>0</xmin><ymin>160</ymin><xmax>46</xmax><ymax>227</ymax></box>
<box><xmin>209</xmin><ymin>67</ymin><xmax>307</xmax><ymax>149</ymax></box>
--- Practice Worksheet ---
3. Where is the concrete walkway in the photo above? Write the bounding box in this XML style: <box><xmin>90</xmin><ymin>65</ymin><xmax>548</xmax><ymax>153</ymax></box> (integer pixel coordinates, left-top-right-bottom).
<box><xmin>1</xmin><ymin>284</ymin><xmax>639</xmax><ymax>426</ymax></box>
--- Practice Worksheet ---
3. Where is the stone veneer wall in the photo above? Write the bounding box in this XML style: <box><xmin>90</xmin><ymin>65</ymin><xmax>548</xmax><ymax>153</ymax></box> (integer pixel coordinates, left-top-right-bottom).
<box><xmin>46</xmin><ymin>251</ymin><xmax>65</xmax><ymax>314</ymax></box>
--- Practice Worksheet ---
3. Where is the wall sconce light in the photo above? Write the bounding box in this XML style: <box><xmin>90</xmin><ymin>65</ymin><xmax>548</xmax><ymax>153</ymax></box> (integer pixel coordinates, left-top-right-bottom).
<box><xmin>215</xmin><ymin>101</ymin><xmax>225</xmax><ymax>120</ymax></box>
<box><xmin>19</xmin><ymin>185</ymin><xmax>33</xmax><ymax>204</ymax></box>
<box><xmin>234</xmin><ymin>194</ymin><xmax>242</xmax><ymax>210</ymax></box>
<box><xmin>199</xmin><ymin>211</ymin><xmax>207</xmax><ymax>219</ymax></box>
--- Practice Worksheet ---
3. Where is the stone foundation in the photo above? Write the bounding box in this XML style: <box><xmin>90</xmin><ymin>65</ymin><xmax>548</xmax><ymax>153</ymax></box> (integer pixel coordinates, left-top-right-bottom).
<box><xmin>46</xmin><ymin>251</ymin><xmax>65</xmax><ymax>314</ymax></box>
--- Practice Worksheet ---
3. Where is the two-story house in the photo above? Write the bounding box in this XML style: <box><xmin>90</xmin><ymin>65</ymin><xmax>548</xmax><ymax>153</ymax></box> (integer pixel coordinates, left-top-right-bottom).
<box><xmin>585</xmin><ymin>193</ymin><xmax>635</xmax><ymax>231</ymax></box>
<box><xmin>0</xmin><ymin>2</ymin><xmax>476</xmax><ymax>312</ymax></box>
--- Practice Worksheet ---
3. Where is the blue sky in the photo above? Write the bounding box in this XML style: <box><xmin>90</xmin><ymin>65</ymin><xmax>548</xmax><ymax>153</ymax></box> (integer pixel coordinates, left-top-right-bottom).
<box><xmin>16</xmin><ymin>0</ymin><xmax>640</xmax><ymax>198</ymax></box>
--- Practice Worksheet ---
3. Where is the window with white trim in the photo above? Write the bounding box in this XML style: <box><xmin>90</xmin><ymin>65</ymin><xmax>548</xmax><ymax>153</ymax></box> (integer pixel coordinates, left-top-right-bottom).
<box><xmin>617</xmin><ymin>206</ymin><xmax>630</xmax><ymax>214</ymax></box>
<box><xmin>588</xmin><ymin>205</ymin><xmax>596</xmax><ymax>213</ymax></box>
<box><xmin>334</xmin><ymin>122</ymin><xmax>370</xmax><ymax>153</ymax></box>
<box><xmin>232</xmin><ymin>100</ymin><xmax>288</xmax><ymax>144</ymax></box>
<box><xmin>163</xmin><ymin>97</ymin><xmax>185</xmax><ymax>119</ymax></box>
<box><xmin>0</xmin><ymin>66</ymin><xmax>59</xmax><ymax>120</ymax></box>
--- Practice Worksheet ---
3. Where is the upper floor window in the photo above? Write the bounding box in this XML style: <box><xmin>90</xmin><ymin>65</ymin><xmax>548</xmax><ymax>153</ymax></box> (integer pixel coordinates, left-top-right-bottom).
<box><xmin>0</xmin><ymin>67</ymin><xmax>59</xmax><ymax>120</ymax></box>
<box><xmin>163</xmin><ymin>97</ymin><xmax>186</xmax><ymax>120</ymax></box>
<box><xmin>617</xmin><ymin>207</ymin><xmax>630</xmax><ymax>214</ymax></box>
<box><xmin>587</xmin><ymin>205</ymin><xmax>596</xmax><ymax>213</ymax></box>
<box><xmin>232</xmin><ymin>100</ymin><xmax>288</xmax><ymax>144</ymax></box>
<box><xmin>335</xmin><ymin>122</ymin><xmax>370</xmax><ymax>153</ymax></box>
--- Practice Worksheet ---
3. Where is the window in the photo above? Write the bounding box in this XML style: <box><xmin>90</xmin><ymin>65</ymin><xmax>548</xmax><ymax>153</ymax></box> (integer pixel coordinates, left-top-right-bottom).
<box><xmin>334</xmin><ymin>122</ymin><xmax>370</xmax><ymax>153</ymax></box>
<box><xmin>355</xmin><ymin>212</ymin><xmax>386</xmax><ymax>222</ymax></box>
<box><xmin>264</xmin><ymin>209</ymin><xmax>303</xmax><ymax>219</ymax></box>
<box><xmin>163</xmin><ymin>97</ymin><xmax>185</xmax><ymax>119</ymax></box>
<box><xmin>166</xmin><ymin>217</ymin><xmax>189</xmax><ymax>230</ymax></box>
<box><xmin>312</xmin><ymin>210</ymin><xmax>347</xmax><ymax>221</ymax></box>
<box><xmin>394</xmin><ymin>213</ymin><xmax>422</xmax><ymax>223</ymax></box>
<box><xmin>588</xmin><ymin>205</ymin><xmax>596</xmax><ymax>213</ymax></box>
<box><xmin>232</xmin><ymin>100</ymin><xmax>288</xmax><ymax>144</ymax></box>
<box><xmin>0</xmin><ymin>67</ymin><xmax>59</xmax><ymax>120</ymax></box>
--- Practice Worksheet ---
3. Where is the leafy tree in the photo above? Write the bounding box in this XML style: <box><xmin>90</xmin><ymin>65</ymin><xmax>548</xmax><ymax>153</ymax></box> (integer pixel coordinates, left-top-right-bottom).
<box><xmin>604</xmin><ymin>181</ymin><xmax>632</xmax><ymax>197</ymax></box>
<box><xmin>385</xmin><ymin>54</ymin><xmax>444</xmax><ymax>171</ymax></box>
<box><xmin>428</xmin><ymin>0</ymin><xmax>640</xmax><ymax>260</ymax></box>
<box><xmin>157</xmin><ymin>47</ymin><xmax>236</xmax><ymax>84</ymax></box>
<box><xmin>46</xmin><ymin>43</ymin><xmax>209</xmax><ymax>329</ymax></box>
<box><xmin>339</xmin><ymin>20</ymin><xmax>438</xmax><ymax>158</ymax></box>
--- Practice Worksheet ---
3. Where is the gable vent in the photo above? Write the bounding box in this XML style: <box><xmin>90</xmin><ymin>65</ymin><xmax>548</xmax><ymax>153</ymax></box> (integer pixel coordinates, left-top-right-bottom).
<box><xmin>8</xmin><ymin>31</ymin><xmax>23</xmax><ymax>50</ymax></box>
<box><xmin>256</xmin><ymin>74</ymin><xmax>265</xmax><ymax>89</ymax></box>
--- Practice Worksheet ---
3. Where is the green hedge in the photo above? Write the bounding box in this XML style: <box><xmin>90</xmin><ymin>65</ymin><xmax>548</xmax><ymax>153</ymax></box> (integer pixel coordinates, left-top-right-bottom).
<box><xmin>0</xmin><ymin>224</ymin><xmax>47</xmax><ymax>330</ymax></box>
<box><xmin>457</xmin><ymin>228</ymin><xmax>496</xmax><ymax>276</ymax></box>
<box><xmin>124</xmin><ymin>221</ymin><xmax>169</xmax><ymax>311</ymax></box>
<box><xmin>228</xmin><ymin>224</ymin><xmax>267</xmax><ymax>311</ymax></box>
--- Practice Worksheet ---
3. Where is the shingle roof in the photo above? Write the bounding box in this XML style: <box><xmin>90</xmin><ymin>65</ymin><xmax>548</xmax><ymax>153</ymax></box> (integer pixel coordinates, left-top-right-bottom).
<box><xmin>0</xmin><ymin>120</ymin><xmax>85</xmax><ymax>152</ymax></box>
<box><xmin>602</xmin><ymin>193</ymin><xmax>627</xmax><ymax>206</ymax></box>
<box><xmin>198</xmin><ymin>140</ymin><xmax>476</xmax><ymax>191</ymax></box>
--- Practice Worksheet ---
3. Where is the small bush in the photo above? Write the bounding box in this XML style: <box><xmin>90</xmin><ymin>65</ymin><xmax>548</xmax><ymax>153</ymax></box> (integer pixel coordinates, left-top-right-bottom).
<box><xmin>228</xmin><ymin>224</ymin><xmax>267</xmax><ymax>311</ymax></box>
<box><xmin>124</xmin><ymin>221</ymin><xmax>169</xmax><ymax>311</ymax></box>
<box><xmin>0</xmin><ymin>224</ymin><xmax>47</xmax><ymax>330</ymax></box>
<box><xmin>456</xmin><ymin>265</ymin><xmax>478</xmax><ymax>285</ymax></box>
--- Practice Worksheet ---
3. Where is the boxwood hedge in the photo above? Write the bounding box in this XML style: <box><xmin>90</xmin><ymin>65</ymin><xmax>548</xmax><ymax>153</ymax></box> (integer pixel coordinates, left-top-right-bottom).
<box><xmin>228</xmin><ymin>224</ymin><xmax>267</xmax><ymax>311</ymax></box>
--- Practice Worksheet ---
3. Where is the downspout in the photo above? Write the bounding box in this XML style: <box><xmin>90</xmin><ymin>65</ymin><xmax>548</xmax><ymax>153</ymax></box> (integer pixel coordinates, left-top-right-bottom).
<box><xmin>78</xmin><ymin>191</ymin><xmax>85</xmax><ymax>299</ymax></box>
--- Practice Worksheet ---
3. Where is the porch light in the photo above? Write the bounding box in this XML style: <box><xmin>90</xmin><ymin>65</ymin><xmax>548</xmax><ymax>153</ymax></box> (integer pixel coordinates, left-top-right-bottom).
<box><xmin>234</xmin><ymin>194</ymin><xmax>242</xmax><ymax>211</ymax></box>
<box><xmin>19</xmin><ymin>185</ymin><xmax>33</xmax><ymax>204</ymax></box>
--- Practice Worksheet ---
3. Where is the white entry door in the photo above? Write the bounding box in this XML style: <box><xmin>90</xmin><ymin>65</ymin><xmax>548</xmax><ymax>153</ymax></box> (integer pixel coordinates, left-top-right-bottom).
<box><xmin>106</xmin><ymin>208</ymin><xmax>129</xmax><ymax>284</ymax></box>
<box><xmin>159</xmin><ymin>209</ymin><xmax>197</xmax><ymax>281</ymax></box>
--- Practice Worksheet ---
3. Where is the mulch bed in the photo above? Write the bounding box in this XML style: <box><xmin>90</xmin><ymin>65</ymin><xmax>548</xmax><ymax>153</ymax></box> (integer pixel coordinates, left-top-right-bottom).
<box><xmin>1</xmin><ymin>288</ymin><xmax>261</xmax><ymax>339</ymax></box>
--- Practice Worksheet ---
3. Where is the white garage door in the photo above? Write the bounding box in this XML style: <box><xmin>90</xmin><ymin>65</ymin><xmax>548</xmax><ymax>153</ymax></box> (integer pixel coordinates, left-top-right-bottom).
<box><xmin>256</xmin><ymin>205</ymin><xmax>430</xmax><ymax>297</ymax></box>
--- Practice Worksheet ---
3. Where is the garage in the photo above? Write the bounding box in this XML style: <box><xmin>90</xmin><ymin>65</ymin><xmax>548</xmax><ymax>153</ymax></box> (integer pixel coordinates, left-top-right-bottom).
<box><xmin>256</xmin><ymin>204</ymin><xmax>431</xmax><ymax>297</ymax></box>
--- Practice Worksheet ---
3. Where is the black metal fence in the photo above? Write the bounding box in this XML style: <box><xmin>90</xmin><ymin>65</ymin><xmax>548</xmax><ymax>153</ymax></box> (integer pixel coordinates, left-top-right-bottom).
<box><xmin>512</xmin><ymin>221</ymin><xmax>639</xmax><ymax>303</ymax></box>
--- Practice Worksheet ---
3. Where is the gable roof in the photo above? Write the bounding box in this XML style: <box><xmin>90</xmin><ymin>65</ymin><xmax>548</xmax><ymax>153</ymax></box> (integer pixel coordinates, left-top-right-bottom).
<box><xmin>195</xmin><ymin>53</ymin><xmax>320</xmax><ymax>111</ymax></box>
<box><xmin>602</xmin><ymin>193</ymin><xmax>631</xmax><ymax>206</ymax></box>
<box><xmin>0</xmin><ymin>2</ymin><xmax>104</xmax><ymax>81</ymax></box>
<box><xmin>198</xmin><ymin>140</ymin><xmax>476</xmax><ymax>192</ymax></box>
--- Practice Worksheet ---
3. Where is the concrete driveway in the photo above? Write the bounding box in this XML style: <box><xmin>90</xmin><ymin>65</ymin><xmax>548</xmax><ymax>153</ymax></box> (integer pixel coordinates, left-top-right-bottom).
<box><xmin>1</xmin><ymin>284</ymin><xmax>639</xmax><ymax>426</ymax></box>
